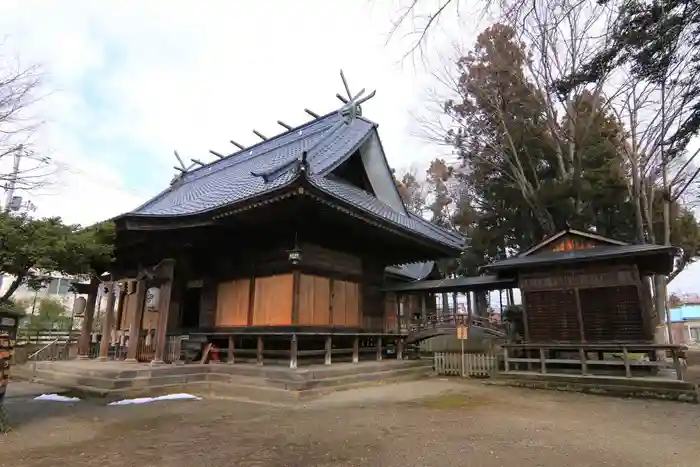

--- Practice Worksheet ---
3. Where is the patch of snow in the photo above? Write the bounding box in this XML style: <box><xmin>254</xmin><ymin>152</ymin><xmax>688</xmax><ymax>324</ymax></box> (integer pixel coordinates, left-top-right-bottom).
<box><xmin>153</xmin><ymin>393</ymin><xmax>201</xmax><ymax>402</ymax></box>
<box><xmin>33</xmin><ymin>394</ymin><xmax>81</xmax><ymax>402</ymax></box>
<box><xmin>108</xmin><ymin>393</ymin><xmax>201</xmax><ymax>406</ymax></box>
<box><xmin>108</xmin><ymin>397</ymin><xmax>154</xmax><ymax>406</ymax></box>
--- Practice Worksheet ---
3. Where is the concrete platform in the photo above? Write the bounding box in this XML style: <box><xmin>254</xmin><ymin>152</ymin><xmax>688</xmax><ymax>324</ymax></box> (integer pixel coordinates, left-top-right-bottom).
<box><xmin>488</xmin><ymin>371</ymin><xmax>700</xmax><ymax>403</ymax></box>
<box><xmin>10</xmin><ymin>359</ymin><xmax>433</xmax><ymax>403</ymax></box>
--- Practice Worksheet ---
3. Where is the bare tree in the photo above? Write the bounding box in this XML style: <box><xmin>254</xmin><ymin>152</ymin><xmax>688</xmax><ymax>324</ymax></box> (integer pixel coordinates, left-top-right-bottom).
<box><xmin>0</xmin><ymin>45</ymin><xmax>51</xmax><ymax>196</ymax></box>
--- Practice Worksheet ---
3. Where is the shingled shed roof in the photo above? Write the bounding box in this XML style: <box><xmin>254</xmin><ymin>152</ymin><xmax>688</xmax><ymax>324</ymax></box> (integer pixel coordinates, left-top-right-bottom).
<box><xmin>118</xmin><ymin>109</ymin><xmax>465</xmax><ymax>251</ymax></box>
<box><xmin>483</xmin><ymin>243</ymin><xmax>678</xmax><ymax>275</ymax></box>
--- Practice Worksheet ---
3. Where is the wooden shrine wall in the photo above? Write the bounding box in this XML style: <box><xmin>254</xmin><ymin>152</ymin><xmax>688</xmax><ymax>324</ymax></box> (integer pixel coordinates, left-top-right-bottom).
<box><xmin>252</xmin><ymin>274</ymin><xmax>294</xmax><ymax>325</ymax></box>
<box><xmin>212</xmin><ymin>273</ymin><xmax>362</xmax><ymax>327</ymax></box>
<box><xmin>520</xmin><ymin>265</ymin><xmax>650</xmax><ymax>343</ymax></box>
<box><xmin>214</xmin><ymin>275</ymin><xmax>294</xmax><ymax>327</ymax></box>
<box><xmin>384</xmin><ymin>293</ymin><xmax>398</xmax><ymax>332</ymax></box>
<box><xmin>298</xmin><ymin>275</ymin><xmax>331</xmax><ymax>325</ymax></box>
<box><xmin>297</xmin><ymin>274</ymin><xmax>361</xmax><ymax>327</ymax></box>
<box><xmin>215</xmin><ymin>279</ymin><xmax>250</xmax><ymax>326</ymax></box>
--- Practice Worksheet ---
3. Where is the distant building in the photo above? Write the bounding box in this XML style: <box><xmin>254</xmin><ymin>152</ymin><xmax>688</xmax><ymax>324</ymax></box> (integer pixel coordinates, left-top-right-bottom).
<box><xmin>0</xmin><ymin>273</ymin><xmax>109</xmax><ymax>327</ymax></box>
<box><xmin>669</xmin><ymin>304</ymin><xmax>700</xmax><ymax>345</ymax></box>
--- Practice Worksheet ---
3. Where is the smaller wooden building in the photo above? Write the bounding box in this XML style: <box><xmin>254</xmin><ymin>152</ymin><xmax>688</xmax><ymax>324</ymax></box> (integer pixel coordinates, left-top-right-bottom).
<box><xmin>482</xmin><ymin>229</ymin><xmax>677</xmax><ymax>344</ymax></box>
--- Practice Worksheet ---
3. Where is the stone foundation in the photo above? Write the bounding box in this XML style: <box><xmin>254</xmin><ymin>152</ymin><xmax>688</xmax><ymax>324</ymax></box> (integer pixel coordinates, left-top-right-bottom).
<box><xmin>12</xmin><ymin>359</ymin><xmax>433</xmax><ymax>403</ymax></box>
<box><xmin>488</xmin><ymin>371</ymin><xmax>699</xmax><ymax>403</ymax></box>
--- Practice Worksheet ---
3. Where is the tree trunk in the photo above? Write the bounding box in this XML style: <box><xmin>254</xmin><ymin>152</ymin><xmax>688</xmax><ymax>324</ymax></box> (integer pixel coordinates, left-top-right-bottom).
<box><xmin>1</xmin><ymin>275</ymin><xmax>24</xmax><ymax>302</ymax></box>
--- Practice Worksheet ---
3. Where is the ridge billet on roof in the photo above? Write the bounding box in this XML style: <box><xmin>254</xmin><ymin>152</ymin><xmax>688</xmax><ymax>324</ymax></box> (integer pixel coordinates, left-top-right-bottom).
<box><xmin>130</xmin><ymin>111</ymin><xmax>341</xmax><ymax>214</ymax></box>
<box><xmin>130</xmin><ymin>113</ymin><xmax>375</xmax><ymax>217</ymax></box>
<box><xmin>184</xmin><ymin>109</ymin><xmax>377</xmax><ymax>182</ymax></box>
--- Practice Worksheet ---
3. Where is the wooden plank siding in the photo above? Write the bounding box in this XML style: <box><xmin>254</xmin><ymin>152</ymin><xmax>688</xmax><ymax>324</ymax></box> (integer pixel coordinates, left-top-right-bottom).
<box><xmin>252</xmin><ymin>274</ymin><xmax>294</xmax><ymax>325</ymax></box>
<box><xmin>297</xmin><ymin>274</ymin><xmax>331</xmax><ymax>325</ymax></box>
<box><xmin>520</xmin><ymin>266</ymin><xmax>648</xmax><ymax>343</ymax></box>
<box><xmin>331</xmin><ymin>280</ymin><xmax>360</xmax><ymax>326</ymax></box>
<box><xmin>215</xmin><ymin>279</ymin><xmax>250</xmax><ymax>326</ymax></box>
<box><xmin>384</xmin><ymin>292</ymin><xmax>398</xmax><ymax>332</ymax></box>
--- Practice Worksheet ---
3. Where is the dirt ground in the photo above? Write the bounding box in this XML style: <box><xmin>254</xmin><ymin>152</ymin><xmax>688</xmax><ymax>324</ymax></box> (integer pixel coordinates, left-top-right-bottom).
<box><xmin>1</xmin><ymin>379</ymin><xmax>699</xmax><ymax>467</ymax></box>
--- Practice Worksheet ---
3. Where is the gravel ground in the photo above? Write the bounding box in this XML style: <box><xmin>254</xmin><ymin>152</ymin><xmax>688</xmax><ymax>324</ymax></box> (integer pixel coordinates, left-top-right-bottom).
<box><xmin>1</xmin><ymin>379</ymin><xmax>699</xmax><ymax>467</ymax></box>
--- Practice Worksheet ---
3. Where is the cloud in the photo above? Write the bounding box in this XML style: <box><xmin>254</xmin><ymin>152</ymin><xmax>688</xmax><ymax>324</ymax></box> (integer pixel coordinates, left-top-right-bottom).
<box><xmin>4</xmin><ymin>1</ymin><xmax>697</xmax><ymax>292</ymax></box>
<box><xmin>0</xmin><ymin>0</ymin><xmax>452</xmax><ymax>226</ymax></box>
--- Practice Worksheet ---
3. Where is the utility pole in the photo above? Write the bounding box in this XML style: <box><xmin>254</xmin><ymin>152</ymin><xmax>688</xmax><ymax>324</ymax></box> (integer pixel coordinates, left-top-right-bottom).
<box><xmin>3</xmin><ymin>147</ymin><xmax>21</xmax><ymax>212</ymax></box>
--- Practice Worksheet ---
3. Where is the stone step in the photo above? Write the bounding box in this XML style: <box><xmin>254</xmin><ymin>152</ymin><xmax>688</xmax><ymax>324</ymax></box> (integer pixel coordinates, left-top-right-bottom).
<box><xmin>25</xmin><ymin>358</ymin><xmax>430</xmax><ymax>382</ymax></box>
<box><xmin>26</xmin><ymin>361</ymin><xmax>430</xmax><ymax>392</ymax></box>
<box><xmin>11</xmin><ymin>360</ymin><xmax>434</xmax><ymax>404</ymax></box>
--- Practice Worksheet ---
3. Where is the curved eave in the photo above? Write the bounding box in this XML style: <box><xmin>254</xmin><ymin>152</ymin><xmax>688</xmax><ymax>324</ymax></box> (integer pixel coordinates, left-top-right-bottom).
<box><xmin>114</xmin><ymin>178</ymin><xmax>304</xmax><ymax>231</ymax></box>
<box><xmin>113</xmin><ymin>176</ymin><xmax>463</xmax><ymax>257</ymax></box>
<box><xmin>302</xmin><ymin>182</ymin><xmax>463</xmax><ymax>256</ymax></box>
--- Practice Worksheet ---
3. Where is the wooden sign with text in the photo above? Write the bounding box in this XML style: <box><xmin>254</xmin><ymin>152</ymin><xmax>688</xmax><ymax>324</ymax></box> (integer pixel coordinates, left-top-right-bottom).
<box><xmin>456</xmin><ymin>325</ymin><xmax>469</xmax><ymax>340</ymax></box>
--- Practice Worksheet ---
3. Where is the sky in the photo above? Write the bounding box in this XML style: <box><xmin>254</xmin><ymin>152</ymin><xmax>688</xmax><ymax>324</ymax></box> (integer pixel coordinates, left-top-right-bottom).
<box><xmin>0</xmin><ymin>0</ymin><xmax>697</xmax><ymax>292</ymax></box>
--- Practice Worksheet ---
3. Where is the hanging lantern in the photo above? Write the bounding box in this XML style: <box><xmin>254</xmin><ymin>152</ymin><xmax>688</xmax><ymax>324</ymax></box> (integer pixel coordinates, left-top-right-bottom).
<box><xmin>146</xmin><ymin>287</ymin><xmax>160</xmax><ymax>311</ymax></box>
<box><xmin>73</xmin><ymin>297</ymin><xmax>86</xmax><ymax>317</ymax></box>
<box><xmin>288</xmin><ymin>246</ymin><xmax>302</xmax><ymax>265</ymax></box>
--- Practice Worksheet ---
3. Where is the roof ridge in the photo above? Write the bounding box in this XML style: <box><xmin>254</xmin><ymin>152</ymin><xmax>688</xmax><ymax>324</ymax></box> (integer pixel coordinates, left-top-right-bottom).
<box><xmin>178</xmin><ymin>109</ymin><xmax>379</xmax><ymax>182</ymax></box>
<box><xmin>179</xmin><ymin>115</ymin><xmax>338</xmax><ymax>185</ymax></box>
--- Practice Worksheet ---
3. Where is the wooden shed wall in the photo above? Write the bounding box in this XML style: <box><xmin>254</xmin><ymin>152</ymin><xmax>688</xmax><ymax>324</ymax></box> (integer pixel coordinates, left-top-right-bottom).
<box><xmin>520</xmin><ymin>266</ymin><xmax>649</xmax><ymax>343</ymax></box>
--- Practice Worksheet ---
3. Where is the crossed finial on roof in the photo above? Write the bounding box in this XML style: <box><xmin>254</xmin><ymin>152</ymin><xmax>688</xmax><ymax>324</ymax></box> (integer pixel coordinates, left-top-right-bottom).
<box><xmin>336</xmin><ymin>70</ymin><xmax>376</xmax><ymax>124</ymax></box>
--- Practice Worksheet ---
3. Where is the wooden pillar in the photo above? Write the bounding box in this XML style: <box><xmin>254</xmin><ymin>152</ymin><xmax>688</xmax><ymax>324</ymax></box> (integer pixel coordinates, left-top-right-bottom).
<box><xmin>125</xmin><ymin>279</ymin><xmax>147</xmax><ymax>363</ymax></box>
<box><xmin>291</xmin><ymin>270</ymin><xmax>301</xmax><ymax>324</ymax></box>
<box><xmin>152</xmin><ymin>259</ymin><xmax>176</xmax><ymax>364</ymax></box>
<box><xmin>289</xmin><ymin>334</ymin><xmax>298</xmax><ymax>369</ymax></box>
<box><xmin>114</xmin><ymin>285</ymin><xmax>126</xmax><ymax>331</ymax></box>
<box><xmin>324</xmin><ymin>336</ymin><xmax>332</xmax><ymax>365</ymax></box>
<box><xmin>475</xmin><ymin>290</ymin><xmax>488</xmax><ymax>317</ymax></box>
<box><xmin>520</xmin><ymin>291</ymin><xmax>531</xmax><ymax>342</ymax></box>
<box><xmin>352</xmin><ymin>336</ymin><xmax>359</xmax><ymax>363</ymax></box>
<box><xmin>397</xmin><ymin>338</ymin><xmax>404</xmax><ymax>360</ymax></box>
<box><xmin>441</xmin><ymin>292</ymin><xmax>449</xmax><ymax>321</ymax></box>
<box><xmin>466</xmin><ymin>291</ymin><xmax>473</xmax><ymax>325</ymax></box>
<box><xmin>396</xmin><ymin>294</ymin><xmax>402</xmax><ymax>333</ymax></box>
<box><xmin>574</xmin><ymin>288</ymin><xmax>586</xmax><ymax>342</ymax></box>
<box><xmin>452</xmin><ymin>292</ymin><xmax>458</xmax><ymax>324</ymax></box>
<box><xmin>256</xmin><ymin>336</ymin><xmax>264</xmax><ymax>366</ymax></box>
<box><xmin>228</xmin><ymin>336</ymin><xmax>235</xmax><ymax>364</ymax></box>
<box><xmin>97</xmin><ymin>282</ymin><xmax>117</xmax><ymax>361</ymax></box>
<box><xmin>77</xmin><ymin>277</ymin><xmax>100</xmax><ymax>359</ymax></box>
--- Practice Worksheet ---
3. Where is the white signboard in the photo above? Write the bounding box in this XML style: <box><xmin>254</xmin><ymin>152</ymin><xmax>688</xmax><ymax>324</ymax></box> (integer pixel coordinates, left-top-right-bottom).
<box><xmin>146</xmin><ymin>287</ymin><xmax>160</xmax><ymax>311</ymax></box>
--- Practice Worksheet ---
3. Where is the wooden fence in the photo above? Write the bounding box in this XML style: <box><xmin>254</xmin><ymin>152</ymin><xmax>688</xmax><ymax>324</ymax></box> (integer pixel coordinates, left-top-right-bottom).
<box><xmin>17</xmin><ymin>329</ymin><xmax>81</xmax><ymax>345</ymax></box>
<box><xmin>434</xmin><ymin>352</ymin><xmax>499</xmax><ymax>377</ymax></box>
